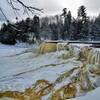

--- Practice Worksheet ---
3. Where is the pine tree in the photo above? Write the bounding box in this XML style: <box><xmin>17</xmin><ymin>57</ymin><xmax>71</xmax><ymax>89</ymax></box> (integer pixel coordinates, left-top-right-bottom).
<box><xmin>92</xmin><ymin>15</ymin><xmax>100</xmax><ymax>40</ymax></box>
<box><xmin>50</xmin><ymin>23</ymin><xmax>58</xmax><ymax>40</ymax></box>
<box><xmin>63</xmin><ymin>10</ymin><xmax>72</xmax><ymax>40</ymax></box>
<box><xmin>78</xmin><ymin>5</ymin><xmax>87</xmax><ymax>22</ymax></box>
<box><xmin>77</xmin><ymin>5</ymin><xmax>89</xmax><ymax>40</ymax></box>
<box><xmin>66</xmin><ymin>11</ymin><xmax>72</xmax><ymax>39</ymax></box>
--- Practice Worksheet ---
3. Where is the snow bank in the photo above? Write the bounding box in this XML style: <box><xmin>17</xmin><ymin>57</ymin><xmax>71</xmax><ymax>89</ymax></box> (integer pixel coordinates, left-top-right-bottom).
<box><xmin>0</xmin><ymin>43</ymin><xmax>28</xmax><ymax>57</ymax></box>
<box><xmin>71</xmin><ymin>87</ymin><xmax>100</xmax><ymax>100</ymax></box>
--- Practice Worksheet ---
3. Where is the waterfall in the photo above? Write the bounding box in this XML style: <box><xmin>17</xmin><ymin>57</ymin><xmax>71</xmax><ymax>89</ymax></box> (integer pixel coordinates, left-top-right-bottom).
<box><xmin>94</xmin><ymin>51</ymin><xmax>100</xmax><ymax>68</ymax></box>
<box><xmin>38</xmin><ymin>42</ymin><xmax>100</xmax><ymax>67</ymax></box>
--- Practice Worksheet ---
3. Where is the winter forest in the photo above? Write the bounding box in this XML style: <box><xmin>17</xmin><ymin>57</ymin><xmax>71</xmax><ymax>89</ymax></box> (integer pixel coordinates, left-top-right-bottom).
<box><xmin>0</xmin><ymin>0</ymin><xmax>100</xmax><ymax>100</ymax></box>
<box><xmin>0</xmin><ymin>5</ymin><xmax>100</xmax><ymax>45</ymax></box>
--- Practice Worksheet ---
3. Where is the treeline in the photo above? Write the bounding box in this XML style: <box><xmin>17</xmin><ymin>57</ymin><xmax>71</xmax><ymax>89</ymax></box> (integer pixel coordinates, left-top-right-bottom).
<box><xmin>0</xmin><ymin>5</ymin><xmax>100</xmax><ymax>45</ymax></box>
<box><xmin>0</xmin><ymin>16</ymin><xmax>40</xmax><ymax>44</ymax></box>
<box><xmin>41</xmin><ymin>6</ymin><xmax>100</xmax><ymax>41</ymax></box>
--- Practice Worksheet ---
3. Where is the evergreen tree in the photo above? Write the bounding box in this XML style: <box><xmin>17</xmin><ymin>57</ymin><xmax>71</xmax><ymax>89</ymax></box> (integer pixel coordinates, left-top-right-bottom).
<box><xmin>66</xmin><ymin>11</ymin><xmax>72</xmax><ymax>39</ymax></box>
<box><xmin>33</xmin><ymin>15</ymin><xmax>40</xmax><ymax>40</ymax></box>
<box><xmin>50</xmin><ymin>23</ymin><xmax>58</xmax><ymax>40</ymax></box>
<box><xmin>91</xmin><ymin>15</ymin><xmax>100</xmax><ymax>40</ymax></box>
<box><xmin>77</xmin><ymin>5</ymin><xmax>89</xmax><ymax>40</ymax></box>
<box><xmin>78</xmin><ymin>5</ymin><xmax>87</xmax><ymax>21</ymax></box>
<box><xmin>71</xmin><ymin>18</ymin><xmax>78</xmax><ymax>40</ymax></box>
<box><xmin>61</xmin><ymin>8</ymin><xmax>67</xmax><ymax>40</ymax></box>
<box><xmin>55</xmin><ymin>15</ymin><xmax>63</xmax><ymax>39</ymax></box>
<box><xmin>63</xmin><ymin>10</ymin><xmax>72</xmax><ymax>40</ymax></box>
<box><xmin>40</xmin><ymin>17</ymin><xmax>51</xmax><ymax>39</ymax></box>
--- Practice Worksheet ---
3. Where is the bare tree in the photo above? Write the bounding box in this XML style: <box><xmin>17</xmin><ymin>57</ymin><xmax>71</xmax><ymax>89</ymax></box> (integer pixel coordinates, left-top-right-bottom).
<box><xmin>0</xmin><ymin>0</ymin><xmax>43</xmax><ymax>21</ymax></box>
<box><xmin>6</xmin><ymin>0</ymin><xmax>43</xmax><ymax>15</ymax></box>
<box><xmin>0</xmin><ymin>0</ymin><xmax>43</xmax><ymax>34</ymax></box>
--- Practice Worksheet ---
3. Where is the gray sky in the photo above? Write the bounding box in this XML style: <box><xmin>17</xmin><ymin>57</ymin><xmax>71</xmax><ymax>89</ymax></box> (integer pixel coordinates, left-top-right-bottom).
<box><xmin>0</xmin><ymin>0</ymin><xmax>100</xmax><ymax>21</ymax></box>
<box><xmin>82</xmin><ymin>0</ymin><xmax>100</xmax><ymax>16</ymax></box>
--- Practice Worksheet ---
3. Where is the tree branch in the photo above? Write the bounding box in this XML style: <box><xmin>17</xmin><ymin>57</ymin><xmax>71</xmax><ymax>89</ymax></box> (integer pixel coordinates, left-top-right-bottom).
<box><xmin>7</xmin><ymin>0</ymin><xmax>43</xmax><ymax>15</ymax></box>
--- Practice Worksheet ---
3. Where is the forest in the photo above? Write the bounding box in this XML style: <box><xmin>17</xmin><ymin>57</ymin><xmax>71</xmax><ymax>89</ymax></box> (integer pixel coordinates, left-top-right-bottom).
<box><xmin>0</xmin><ymin>5</ymin><xmax>100</xmax><ymax>45</ymax></box>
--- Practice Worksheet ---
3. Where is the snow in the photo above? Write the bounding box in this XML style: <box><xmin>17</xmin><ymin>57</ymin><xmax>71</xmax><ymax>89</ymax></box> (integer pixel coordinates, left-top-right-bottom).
<box><xmin>70</xmin><ymin>43</ymin><xmax>91</xmax><ymax>47</ymax></box>
<box><xmin>0</xmin><ymin>43</ymin><xmax>82</xmax><ymax>92</ymax></box>
<box><xmin>0</xmin><ymin>43</ymin><xmax>28</xmax><ymax>57</ymax></box>
<box><xmin>71</xmin><ymin>87</ymin><xmax>100</xmax><ymax>100</ymax></box>
<box><xmin>0</xmin><ymin>43</ymin><xmax>100</xmax><ymax>100</ymax></box>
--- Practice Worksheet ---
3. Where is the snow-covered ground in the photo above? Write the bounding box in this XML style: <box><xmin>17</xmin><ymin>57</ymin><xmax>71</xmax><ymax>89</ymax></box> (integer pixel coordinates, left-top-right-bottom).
<box><xmin>0</xmin><ymin>43</ymin><xmax>81</xmax><ymax>91</ymax></box>
<box><xmin>72</xmin><ymin>87</ymin><xmax>100</xmax><ymax>100</ymax></box>
<box><xmin>0</xmin><ymin>43</ymin><xmax>100</xmax><ymax>100</ymax></box>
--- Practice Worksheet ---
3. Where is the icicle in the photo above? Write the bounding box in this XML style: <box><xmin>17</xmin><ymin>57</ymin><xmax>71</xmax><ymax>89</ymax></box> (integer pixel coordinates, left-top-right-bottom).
<box><xmin>87</xmin><ymin>49</ymin><xmax>94</xmax><ymax>64</ymax></box>
<box><xmin>95</xmin><ymin>51</ymin><xmax>100</xmax><ymax>68</ymax></box>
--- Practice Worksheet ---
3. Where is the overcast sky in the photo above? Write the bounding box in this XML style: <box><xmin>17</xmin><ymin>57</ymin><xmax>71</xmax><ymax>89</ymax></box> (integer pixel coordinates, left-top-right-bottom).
<box><xmin>0</xmin><ymin>0</ymin><xmax>100</xmax><ymax>21</ymax></box>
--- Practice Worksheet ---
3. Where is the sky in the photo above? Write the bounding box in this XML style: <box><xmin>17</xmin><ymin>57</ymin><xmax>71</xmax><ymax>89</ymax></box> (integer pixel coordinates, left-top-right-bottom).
<box><xmin>0</xmin><ymin>0</ymin><xmax>100</xmax><ymax>21</ymax></box>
